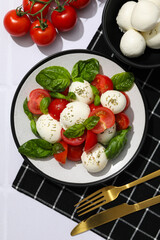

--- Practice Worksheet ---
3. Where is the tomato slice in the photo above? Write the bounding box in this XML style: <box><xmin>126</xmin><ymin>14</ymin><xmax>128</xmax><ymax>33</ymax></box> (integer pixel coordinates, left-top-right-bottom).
<box><xmin>27</xmin><ymin>88</ymin><xmax>51</xmax><ymax>115</ymax></box>
<box><xmin>121</xmin><ymin>92</ymin><xmax>130</xmax><ymax>111</ymax></box>
<box><xmin>89</xmin><ymin>107</ymin><xmax>115</xmax><ymax>134</ymax></box>
<box><xmin>61</xmin><ymin>129</ymin><xmax>87</xmax><ymax>146</ymax></box>
<box><xmin>48</xmin><ymin>99</ymin><xmax>69</xmax><ymax>121</ymax></box>
<box><xmin>89</xmin><ymin>103</ymin><xmax>102</xmax><ymax>112</ymax></box>
<box><xmin>84</xmin><ymin>130</ymin><xmax>97</xmax><ymax>152</ymax></box>
<box><xmin>91</xmin><ymin>74</ymin><xmax>113</xmax><ymax>95</ymax></box>
<box><xmin>115</xmin><ymin>112</ymin><xmax>130</xmax><ymax>130</ymax></box>
<box><xmin>67</xmin><ymin>144</ymin><xmax>84</xmax><ymax>161</ymax></box>
<box><xmin>54</xmin><ymin>141</ymin><xmax>68</xmax><ymax>164</ymax></box>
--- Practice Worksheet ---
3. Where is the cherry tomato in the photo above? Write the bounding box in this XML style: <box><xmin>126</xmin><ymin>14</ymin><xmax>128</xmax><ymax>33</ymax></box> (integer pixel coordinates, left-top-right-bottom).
<box><xmin>68</xmin><ymin>0</ymin><xmax>91</xmax><ymax>9</ymax></box>
<box><xmin>121</xmin><ymin>92</ymin><xmax>130</xmax><ymax>111</ymax></box>
<box><xmin>61</xmin><ymin>129</ymin><xmax>87</xmax><ymax>146</ymax></box>
<box><xmin>3</xmin><ymin>9</ymin><xmax>31</xmax><ymax>37</ymax></box>
<box><xmin>23</xmin><ymin>0</ymin><xmax>50</xmax><ymax>19</ymax></box>
<box><xmin>54</xmin><ymin>141</ymin><xmax>68</xmax><ymax>164</ymax></box>
<box><xmin>67</xmin><ymin>144</ymin><xmax>84</xmax><ymax>161</ymax></box>
<box><xmin>115</xmin><ymin>112</ymin><xmax>130</xmax><ymax>130</ymax></box>
<box><xmin>61</xmin><ymin>87</ymin><xmax>69</xmax><ymax>96</ymax></box>
<box><xmin>51</xmin><ymin>6</ymin><xmax>77</xmax><ymax>32</ymax></box>
<box><xmin>89</xmin><ymin>107</ymin><xmax>115</xmax><ymax>134</ymax></box>
<box><xmin>84</xmin><ymin>130</ymin><xmax>97</xmax><ymax>152</ymax></box>
<box><xmin>30</xmin><ymin>19</ymin><xmax>57</xmax><ymax>46</ymax></box>
<box><xmin>48</xmin><ymin>99</ymin><xmax>69</xmax><ymax>121</ymax></box>
<box><xmin>89</xmin><ymin>103</ymin><xmax>102</xmax><ymax>112</ymax></box>
<box><xmin>91</xmin><ymin>74</ymin><xmax>113</xmax><ymax>95</ymax></box>
<box><xmin>27</xmin><ymin>88</ymin><xmax>51</xmax><ymax>115</ymax></box>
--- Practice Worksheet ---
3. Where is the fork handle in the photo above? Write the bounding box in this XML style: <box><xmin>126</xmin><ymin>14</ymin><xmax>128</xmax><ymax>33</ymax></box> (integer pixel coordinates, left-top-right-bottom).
<box><xmin>121</xmin><ymin>169</ymin><xmax>160</xmax><ymax>190</ymax></box>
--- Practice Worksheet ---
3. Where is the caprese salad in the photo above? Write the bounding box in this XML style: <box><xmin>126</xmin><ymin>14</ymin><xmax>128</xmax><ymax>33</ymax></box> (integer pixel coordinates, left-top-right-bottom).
<box><xmin>19</xmin><ymin>58</ymin><xmax>134</xmax><ymax>173</ymax></box>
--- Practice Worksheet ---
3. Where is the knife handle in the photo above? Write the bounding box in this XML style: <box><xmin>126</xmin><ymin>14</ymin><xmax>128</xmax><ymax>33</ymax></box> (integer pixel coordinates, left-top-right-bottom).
<box><xmin>134</xmin><ymin>195</ymin><xmax>160</xmax><ymax>211</ymax></box>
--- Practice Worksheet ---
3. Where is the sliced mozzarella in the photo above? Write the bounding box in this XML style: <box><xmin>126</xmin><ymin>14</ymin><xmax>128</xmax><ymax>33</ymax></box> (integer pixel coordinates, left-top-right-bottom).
<box><xmin>100</xmin><ymin>90</ymin><xmax>126</xmax><ymax>114</ymax></box>
<box><xmin>69</xmin><ymin>80</ymin><xmax>94</xmax><ymax>104</ymax></box>
<box><xmin>36</xmin><ymin>114</ymin><xmax>62</xmax><ymax>144</ymax></box>
<box><xmin>60</xmin><ymin>101</ymin><xmax>90</xmax><ymax>130</ymax></box>
<box><xmin>97</xmin><ymin>124</ymin><xmax>116</xmax><ymax>145</ymax></box>
<box><xmin>81</xmin><ymin>143</ymin><xmax>108</xmax><ymax>173</ymax></box>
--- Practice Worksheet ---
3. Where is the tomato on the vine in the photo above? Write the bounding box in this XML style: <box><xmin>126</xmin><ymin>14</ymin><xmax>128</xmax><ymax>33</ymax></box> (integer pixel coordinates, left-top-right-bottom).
<box><xmin>51</xmin><ymin>5</ymin><xmax>77</xmax><ymax>32</ymax></box>
<box><xmin>68</xmin><ymin>0</ymin><xmax>91</xmax><ymax>9</ymax></box>
<box><xmin>3</xmin><ymin>9</ymin><xmax>31</xmax><ymax>37</ymax></box>
<box><xmin>23</xmin><ymin>0</ymin><xmax>50</xmax><ymax>19</ymax></box>
<box><xmin>30</xmin><ymin>19</ymin><xmax>57</xmax><ymax>46</ymax></box>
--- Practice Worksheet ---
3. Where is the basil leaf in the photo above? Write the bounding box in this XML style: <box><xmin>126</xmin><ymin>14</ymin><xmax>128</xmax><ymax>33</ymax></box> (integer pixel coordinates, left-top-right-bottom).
<box><xmin>94</xmin><ymin>94</ymin><xmax>101</xmax><ymax>106</ymax></box>
<box><xmin>49</xmin><ymin>91</ymin><xmax>76</xmax><ymax>101</ymax></box>
<box><xmin>52</xmin><ymin>142</ymin><xmax>65</xmax><ymax>154</ymax></box>
<box><xmin>111</xmin><ymin>72</ymin><xmax>134</xmax><ymax>91</ymax></box>
<box><xmin>84</xmin><ymin>116</ymin><xmax>100</xmax><ymax>130</ymax></box>
<box><xmin>105</xmin><ymin>126</ymin><xmax>131</xmax><ymax>160</ymax></box>
<box><xmin>72</xmin><ymin>77</ymin><xmax>84</xmax><ymax>83</ymax></box>
<box><xmin>66</xmin><ymin>92</ymin><xmax>76</xmax><ymax>101</ymax></box>
<box><xmin>40</xmin><ymin>97</ymin><xmax>51</xmax><ymax>114</ymax></box>
<box><xmin>23</xmin><ymin>98</ymin><xmax>33</xmax><ymax>120</ymax></box>
<box><xmin>18</xmin><ymin>139</ymin><xmax>53</xmax><ymax>158</ymax></box>
<box><xmin>71</xmin><ymin>58</ymin><xmax>99</xmax><ymax>83</ymax></box>
<box><xmin>36</xmin><ymin>66</ymin><xmax>71</xmax><ymax>92</ymax></box>
<box><xmin>30</xmin><ymin>119</ymin><xmax>39</xmax><ymax>137</ymax></box>
<box><xmin>63</xmin><ymin>124</ymin><xmax>85</xmax><ymax>138</ymax></box>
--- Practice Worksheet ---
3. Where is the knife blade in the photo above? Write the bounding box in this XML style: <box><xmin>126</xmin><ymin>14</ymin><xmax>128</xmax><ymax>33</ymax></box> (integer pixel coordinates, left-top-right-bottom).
<box><xmin>71</xmin><ymin>194</ymin><xmax>160</xmax><ymax>236</ymax></box>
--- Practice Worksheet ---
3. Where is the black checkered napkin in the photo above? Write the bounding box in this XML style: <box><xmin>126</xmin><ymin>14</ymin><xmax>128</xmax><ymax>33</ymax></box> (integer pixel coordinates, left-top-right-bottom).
<box><xmin>12</xmin><ymin>25</ymin><xmax>160</xmax><ymax>240</ymax></box>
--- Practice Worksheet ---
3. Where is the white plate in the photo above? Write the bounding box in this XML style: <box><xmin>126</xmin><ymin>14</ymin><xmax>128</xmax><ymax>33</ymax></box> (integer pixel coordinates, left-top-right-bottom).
<box><xmin>11</xmin><ymin>50</ymin><xmax>148</xmax><ymax>186</ymax></box>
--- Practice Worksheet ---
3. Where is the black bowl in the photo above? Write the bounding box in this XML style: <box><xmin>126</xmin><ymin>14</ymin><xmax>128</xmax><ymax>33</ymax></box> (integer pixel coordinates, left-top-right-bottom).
<box><xmin>102</xmin><ymin>0</ymin><xmax>160</xmax><ymax>69</ymax></box>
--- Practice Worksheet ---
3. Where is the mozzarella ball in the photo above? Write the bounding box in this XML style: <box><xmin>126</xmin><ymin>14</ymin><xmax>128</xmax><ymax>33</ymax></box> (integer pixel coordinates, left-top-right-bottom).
<box><xmin>101</xmin><ymin>90</ymin><xmax>126</xmax><ymax>114</ymax></box>
<box><xmin>120</xmin><ymin>29</ymin><xmax>146</xmax><ymax>58</ymax></box>
<box><xmin>81</xmin><ymin>143</ymin><xmax>108</xmax><ymax>173</ymax></box>
<box><xmin>142</xmin><ymin>22</ymin><xmax>160</xmax><ymax>49</ymax></box>
<box><xmin>116</xmin><ymin>1</ymin><xmax>137</xmax><ymax>32</ymax></box>
<box><xmin>36</xmin><ymin>114</ymin><xmax>62</xmax><ymax>144</ymax></box>
<box><xmin>69</xmin><ymin>80</ymin><xmax>94</xmax><ymax>104</ymax></box>
<box><xmin>139</xmin><ymin>0</ymin><xmax>160</xmax><ymax>9</ymax></box>
<box><xmin>97</xmin><ymin>124</ymin><xmax>116</xmax><ymax>146</ymax></box>
<box><xmin>60</xmin><ymin>101</ymin><xmax>90</xmax><ymax>130</ymax></box>
<box><xmin>131</xmin><ymin>0</ymin><xmax>160</xmax><ymax>32</ymax></box>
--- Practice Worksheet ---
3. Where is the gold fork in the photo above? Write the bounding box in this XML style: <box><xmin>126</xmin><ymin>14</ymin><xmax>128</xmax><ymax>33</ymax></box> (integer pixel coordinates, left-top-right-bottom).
<box><xmin>75</xmin><ymin>169</ymin><xmax>160</xmax><ymax>216</ymax></box>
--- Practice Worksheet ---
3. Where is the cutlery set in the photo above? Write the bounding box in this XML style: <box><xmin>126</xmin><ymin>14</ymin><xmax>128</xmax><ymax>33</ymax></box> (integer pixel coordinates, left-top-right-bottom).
<box><xmin>71</xmin><ymin>169</ymin><xmax>160</xmax><ymax>236</ymax></box>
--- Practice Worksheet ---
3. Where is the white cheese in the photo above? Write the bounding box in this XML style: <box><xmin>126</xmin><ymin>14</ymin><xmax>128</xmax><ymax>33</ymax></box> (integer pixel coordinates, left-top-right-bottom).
<box><xmin>97</xmin><ymin>124</ymin><xmax>116</xmax><ymax>145</ymax></box>
<box><xmin>142</xmin><ymin>22</ymin><xmax>160</xmax><ymax>49</ymax></box>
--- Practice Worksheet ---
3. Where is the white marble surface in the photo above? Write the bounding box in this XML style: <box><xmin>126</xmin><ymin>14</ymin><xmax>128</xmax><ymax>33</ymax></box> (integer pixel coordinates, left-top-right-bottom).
<box><xmin>0</xmin><ymin>0</ymin><xmax>105</xmax><ymax>239</ymax></box>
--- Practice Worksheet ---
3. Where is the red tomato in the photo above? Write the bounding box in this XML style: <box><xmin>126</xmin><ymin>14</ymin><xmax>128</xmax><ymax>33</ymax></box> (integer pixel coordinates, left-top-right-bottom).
<box><xmin>67</xmin><ymin>144</ymin><xmax>84</xmax><ymax>161</ymax></box>
<box><xmin>68</xmin><ymin>0</ymin><xmax>91</xmax><ymax>9</ymax></box>
<box><xmin>91</xmin><ymin>74</ymin><xmax>113</xmax><ymax>95</ymax></box>
<box><xmin>27</xmin><ymin>88</ymin><xmax>51</xmax><ymax>115</ymax></box>
<box><xmin>3</xmin><ymin>9</ymin><xmax>31</xmax><ymax>37</ymax></box>
<box><xmin>121</xmin><ymin>92</ymin><xmax>130</xmax><ymax>111</ymax></box>
<box><xmin>89</xmin><ymin>103</ymin><xmax>102</xmax><ymax>112</ymax></box>
<box><xmin>89</xmin><ymin>107</ymin><xmax>115</xmax><ymax>134</ymax></box>
<box><xmin>30</xmin><ymin>19</ymin><xmax>57</xmax><ymax>46</ymax></box>
<box><xmin>48</xmin><ymin>99</ymin><xmax>69</xmax><ymax>121</ymax></box>
<box><xmin>115</xmin><ymin>112</ymin><xmax>130</xmax><ymax>130</ymax></box>
<box><xmin>51</xmin><ymin>6</ymin><xmax>77</xmax><ymax>32</ymax></box>
<box><xmin>54</xmin><ymin>141</ymin><xmax>68</xmax><ymax>164</ymax></box>
<box><xmin>61</xmin><ymin>87</ymin><xmax>69</xmax><ymax>96</ymax></box>
<box><xmin>84</xmin><ymin>130</ymin><xmax>97</xmax><ymax>152</ymax></box>
<box><xmin>23</xmin><ymin>0</ymin><xmax>50</xmax><ymax>19</ymax></box>
<box><xmin>61</xmin><ymin>129</ymin><xmax>87</xmax><ymax>146</ymax></box>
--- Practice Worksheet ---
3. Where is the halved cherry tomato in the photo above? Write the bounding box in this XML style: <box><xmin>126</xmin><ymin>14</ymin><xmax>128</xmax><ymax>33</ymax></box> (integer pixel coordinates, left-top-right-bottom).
<box><xmin>67</xmin><ymin>0</ymin><xmax>91</xmax><ymax>9</ymax></box>
<box><xmin>91</xmin><ymin>74</ymin><xmax>113</xmax><ymax>95</ymax></box>
<box><xmin>115</xmin><ymin>112</ymin><xmax>130</xmax><ymax>130</ymax></box>
<box><xmin>67</xmin><ymin>144</ymin><xmax>84</xmax><ymax>161</ymax></box>
<box><xmin>54</xmin><ymin>141</ymin><xmax>68</xmax><ymax>164</ymax></box>
<box><xmin>48</xmin><ymin>99</ymin><xmax>69</xmax><ymax>121</ymax></box>
<box><xmin>121</xmin><ymin>92</ymin><xmax>130</xmax><ymax>111</ymax></box>
<box><xmin>89</xmin><ymin>107</ymin><xmax>115</xmax><ymax>134</ymax></box>
<box><xmin>27</xmin><ymin>88</ymin><xmax>51</xmax><ymax>115</ymax></box>
<box><xmin>23</xmin><ymin>0</ymin><xmax>50</xmax><ymax>19</ymax></box>
<box><xmin>61</xmin><ymin>129</ymin><xmax>87</xmax><ymax>146</ymax></box>
<box><xmin>84</xmin><ymin>130</ymin><xmax>97</xmax><ymax>152</ymax></box>
<box><xmin>89</xmin><ymin>103</ymin><xmax>102</xmax><ymax>112</ymax></box>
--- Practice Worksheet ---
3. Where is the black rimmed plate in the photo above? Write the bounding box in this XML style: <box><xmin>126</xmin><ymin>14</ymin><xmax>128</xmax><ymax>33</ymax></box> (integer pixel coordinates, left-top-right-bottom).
<box><xmin>11</xmin><ymin>49</ymin><xmax>148</xmax><ymax>186</ymax></box>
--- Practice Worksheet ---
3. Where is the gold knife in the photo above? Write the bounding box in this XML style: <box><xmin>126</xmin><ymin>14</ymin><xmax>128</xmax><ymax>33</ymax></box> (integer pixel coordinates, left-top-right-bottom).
<box><xmin>71</xmin><ymin>195</ymin><xmax>160</xmax><ymax>236</ymax></box>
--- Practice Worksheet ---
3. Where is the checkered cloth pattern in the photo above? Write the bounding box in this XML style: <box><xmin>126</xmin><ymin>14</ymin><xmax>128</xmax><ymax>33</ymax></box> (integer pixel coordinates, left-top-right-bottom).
<box><xmin>12</xmin><ymin>24</ymin><xmax>160</xmax><ymax>240</ymax></box>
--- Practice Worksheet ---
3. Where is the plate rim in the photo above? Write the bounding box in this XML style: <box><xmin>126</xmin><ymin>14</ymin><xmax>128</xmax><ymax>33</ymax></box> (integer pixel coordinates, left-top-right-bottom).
<box><xmin>10</xmin><ymin>49</ymin><xmax>148</xmax><ymax>187</ymax></box>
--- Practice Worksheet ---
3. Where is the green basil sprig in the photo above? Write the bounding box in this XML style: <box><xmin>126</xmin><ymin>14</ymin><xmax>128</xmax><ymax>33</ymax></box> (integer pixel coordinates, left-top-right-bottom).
<box><xmin>90</xmin><ymin>85</ymin><xmax>101</xmax><ymax>106</ymax></box>
<box><xmin>36</xmin><ymin>66</ymin><xmax>71</xmax><ymax>92</ymax></box>
<box><xmin>105</xmin><ymin>126</ymin><xmax>131</xmax><ymax>160</ymax></box>
<box><xmin>111</xmin><ymin>72</ymin><xmax>134</xmax><ymax>91</ymax></box>
<box><xmin>40</xmin><ymin>97</ymin><xmax>51</xmax><ymax>114</ymax></box>
<box><xmin>63</xmin><ymin>116</ymin><xmax>100</xmax><ymax>138</ymax></box>
<box><xmin>18</xmin><ymin>139</ymin><xmax>64</xmax><ymax>158</ymax></box>
<box><xmin>71</xmin><ymin>58</ymin><xmax>99</xmax><ymax>83</ymax></box>
<box><xmin>49</xmin><ymin>91</ymin><xmax>76</xmax><ymax>101</ymax></box>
